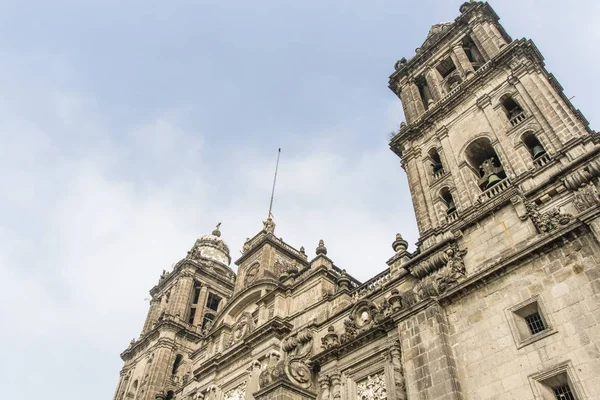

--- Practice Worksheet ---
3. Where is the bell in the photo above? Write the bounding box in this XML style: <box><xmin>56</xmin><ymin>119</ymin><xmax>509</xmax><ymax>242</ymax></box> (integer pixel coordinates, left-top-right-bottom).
<box><xmin>446</xmin><ymin>199</ymin><xmax>456</xmax><ymax>214</ymax></box>
<box><xmin>532</xmin><ymin>145</ymin><xmax>546</xmax><ymax>159</ymax></box>
<box><xmin>486</xmin><ymin>173</ymin><xmax>502</xmax><ymax>189</ymax></box>
<box><xmin>432</xmin><ymin>162</ymin><xmax>443</xmax><ymax>173</ymax></box>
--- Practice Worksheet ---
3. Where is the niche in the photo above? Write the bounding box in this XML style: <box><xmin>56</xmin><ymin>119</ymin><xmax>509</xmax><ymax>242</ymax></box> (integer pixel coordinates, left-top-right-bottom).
<box><xmin>464</xmin><ymin>137</ymin><xmax>506</xmax><ymax>191</ymax></box>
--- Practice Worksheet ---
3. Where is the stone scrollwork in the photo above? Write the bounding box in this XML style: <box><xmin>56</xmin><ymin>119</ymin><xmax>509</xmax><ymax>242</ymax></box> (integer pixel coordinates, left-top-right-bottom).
<box><xmin>281</xmin><ymin>329</ymin><xmax>314</xmax><ymax>389</ymax></box>
<box><xmin>413</xmin><ymin>245</ymin><xmax>467</xmax><ymax>299</ymax></box>
<box><xmin>524</xmin><ymin>199</ymin><xmax>572</xmax><ymax>233</ymax></box>
<box><xmin>357</xmin><ymin>372</ymin><xmax>387</xmax><ymax>400</ymax></box>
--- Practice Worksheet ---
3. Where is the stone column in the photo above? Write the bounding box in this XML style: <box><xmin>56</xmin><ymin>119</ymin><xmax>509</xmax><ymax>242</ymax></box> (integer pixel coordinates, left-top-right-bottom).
<box><xmin>470</xmin><ymin>20</ymin><xmax>506</xmax><ymax>60</ymax></box>
<box><xmin>318</xmin><ymin>375</ymin><xmax>330</xmax><ymax>400</ymax></box>
<box><xmin>451</xmin><ymin>43</ymin><xmax>475</xmax><ymax>78</ymax></box>
<box><xmin>329</xmin><ymin>371</ymin><xmax>342</xmax><ymax>400</ymax></box>
<box><xmin>143</xmin><ymin>345</ymin><xmax>175</xmax><ymax>400</ymax></box>
<box><xmin>397</xmin><ymin>301</ymin><xmax>461</xmax><ymax>400</ymax></box>
<box><xmin>384</xmin><ymin>341</ymin><xmax>407</xmax><ymax>400</ymax></box>
<box><xmin>399</xmin><ymin>80</ymin><xmax>425</xmax><ymax>125</ymax></box>
<box><xmin>142</xmin><ymin>298</ymin><xmax>161</xmax><ymax>334</ymax></box>
<box><xmin>425</xmin><ymin>67</ymin><xmax>444</xmax><ymax>101</ymax></box>
<box><xmin>166</xmin><ymin>273</ymin><xmax>195</xmax><ymax>320</ymax></box>
<box><xmin>436</xmin><ymin>126</ymin><xmax>476</xmax><ymax>211</ymax></box>
<box><xmin>403</xmin><ymin>148</ymin><xmax>432</xmax><ymax>234</ymax></box>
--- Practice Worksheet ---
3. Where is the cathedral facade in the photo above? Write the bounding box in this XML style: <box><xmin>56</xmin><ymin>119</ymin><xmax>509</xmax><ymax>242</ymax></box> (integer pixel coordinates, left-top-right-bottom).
<box><xmin>113</xmin><ymin>3</ymin><xmax>600</xmax><ymax>400</ymax></box>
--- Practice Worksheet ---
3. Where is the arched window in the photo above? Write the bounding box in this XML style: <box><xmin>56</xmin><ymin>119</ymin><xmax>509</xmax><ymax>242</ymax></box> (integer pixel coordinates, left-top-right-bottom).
<box><xmin>521</xmin><ymin>132</ymin><xmax>550</xmax><ymax>167</ymax></box>
<box><xmin>464</xmin><ymin>137</ymin><xmax>507</xmax><ymax>191</ymax></box>
<box><xmin>429</xmin><ymin>149</ymin><xmax>444</xmax><ymax>177</ymax></box>
<box><xmin>521</xmin><ymin>132</ymin><xmax>546</xmax><ymax>159</ymax></box>
<box><xmin>500</xmin><ymin>95</ymin><xmax>526</xmax><ymax>126</ymax></box>
<box><xmin>440</xmin><ymin>188</ymin><xmax>457</xmax><ymax>215</ymax></box>
<box><xmin>172</xmin><ymin>354</ymin><xmax>183</xmax><ymax>375</ymax></box>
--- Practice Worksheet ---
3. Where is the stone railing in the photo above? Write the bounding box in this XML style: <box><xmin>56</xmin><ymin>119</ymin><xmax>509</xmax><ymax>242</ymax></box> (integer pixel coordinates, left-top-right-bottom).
<box><xmin>534</xmin><ymin>153</ymin><xmax>551</xmax><ymax>168</ymax></box>
<box><xmin>273</xmin><ymin>236</ymin><xmax>307</xmax><ymax>259</ymax></box>
<box><xmin>433</xmin><ymin>168</ymin><xmax>445</xmax><ymax>180</ymax></box>
<box><xmin>477</xmin><ymin>178</ymin><xmax>511</xmax><ymax>203</ymax></box>
<box><xmin>446</xmin><ymin>210</ymin><xmax>459</xmax><ymax>224</ymax></box>
<box><xmin>352</xmin><ymin>269</ymin><xmax>391</xmax><ymax>300</ymax></box>
<box><xmin>509</xmin><ymin>111</ymin><xmax>527</xmax><ymax>127</ymax></box>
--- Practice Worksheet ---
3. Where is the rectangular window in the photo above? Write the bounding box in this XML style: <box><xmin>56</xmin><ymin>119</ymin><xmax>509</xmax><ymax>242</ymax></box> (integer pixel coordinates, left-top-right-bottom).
<box><xmin>525</xmin><ymin>312</ymin><xmax>546</xmax><ymax>335</ymax></box>
<box><xmin>506</xmin><ymin>296</ymin><xmax>555</xmax><ymax>348</ymax></box>
<box><xmin>530</xmin><ymin>363</ymin><xmax>581</xmax><ymax>400</ymax></box>
<box><xmin>206</xmin><ymin>293</ymin><xmax>221</xmax><ymax>311</ymax></box>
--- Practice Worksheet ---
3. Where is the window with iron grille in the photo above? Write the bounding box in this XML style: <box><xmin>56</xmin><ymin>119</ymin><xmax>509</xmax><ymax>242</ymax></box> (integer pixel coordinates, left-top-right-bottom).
<box><xmin>530</xmin><ymin>363</ymin><xmax>580</xmax><ymax>400</ymax></box>
<box><xmin>506</xmin><ymin>296</ymin><xmax>555</xmax><ymax>348</ymax></box>
<box><xmin>525</xmin><ymin>312</ymin><xmax>546</xmax><ymax>335</ymax></box>
<box><xmin>552</xmin><ymin>384</ymin><xmax>575</xmax><ymax>400</ymax></box>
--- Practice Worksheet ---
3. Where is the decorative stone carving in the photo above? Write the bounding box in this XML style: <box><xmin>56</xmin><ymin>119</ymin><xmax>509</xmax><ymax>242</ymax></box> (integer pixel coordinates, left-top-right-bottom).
<box><xmin>340</xmin><ymin>300</ymin><xmax>385</xmax><ymax>343</ymax></box>
<box><xmin>321</xmin><ymin>326</ymin><xmax>340</xmax><ymax>350</ymax></box>
<box><xmin>316</xmin><ymin>239</ymin><xmax>328</xmax><ymax>255</ymax></box>
<box><xmin>357</xmin><ymin>372</ymin><xmax>387</xmax><ymax>400</ymax></box>
<box><xmin>524</xmin><ymin>199</ymin><xmax>572</xmax><ymax>233</ymax></box>
<box><xmin>227</xmin><ymin>312</ymin><xmax>255</xmax><ymax>347</ymax></box>
<box><xmin>259</xmin><ymin>350</ymin><xmax>282</xmax><ymax>387</ymax></box>
<box><xmin>573</xmin><ymin>183</ymin><xmax>600</xmax><ymax>212</ymax></box>
<box><xmin>414</xmin><ymin>245</ymin><xmax>467</xmax><ymax>298</ymax></box>
<box><xmin>281</xmin><ymin>329</ymin><xmax>315</xmax><ymax>389</ymax></box>
<box><xmin>337</xmin><ymin>270</ymin><xmax>351</xmax><ymax>290</ymax></box>
<box><xmin>223</xmin><ymin>384</ymin><xmax>246</xmax><ymax>400</ymax></box>
<box><xmin>387</xmin><ymin>289</ymin><xmax>403</xmax><ymax>312</ymax></box>
<box><xmin>263</xmin><ymin>216</ymin><xmax>276</xmax><ymax>234</ymax></box>
<box><xmin>392</xmin><ymin>234</ymin><xmax>408</xmax><ymax>253</ymax></box>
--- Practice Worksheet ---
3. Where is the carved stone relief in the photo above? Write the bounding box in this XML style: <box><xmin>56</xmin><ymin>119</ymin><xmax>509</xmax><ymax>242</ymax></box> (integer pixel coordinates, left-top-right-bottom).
<box><xmin>223</xmin><ymin>384</ymin><xmax>246</xmax><ymax>400</ymax></box>
<box><xmin>573</xmin><ymin>182</ymin><xmax>600</xmax><ymax>212</ymax></box>
<box><xmin>357</xmin><ymin>372</ymin><xmax>387</xmax><ymax>400</ymax></box>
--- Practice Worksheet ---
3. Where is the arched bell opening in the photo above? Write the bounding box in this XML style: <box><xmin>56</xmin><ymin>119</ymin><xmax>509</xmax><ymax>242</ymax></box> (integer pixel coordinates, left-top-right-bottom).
<box><xmin>500</xmin><ymin>94</ymin><xmax>525</xmax><ymax>120</ymax></box>
<box><xmin>428</xmin><ymin>148</ymin><xmax>444</xmax><ymax>176</ymax></box>
<box><xmin>440</xmin><ymin>187</ymin><xmax>457</xmax><ymax>215</ymax></box>
<box><xmin>464</xmin><ymin>137</ymin><xmax>507</xmax><ymax>191</ymax></box>
<box><xmin>521</xmin><ymin>131</ymin><xmax>547</xmax><ymax>160</ymax></box>
<box><xmin>165</xmin><ymin>391</ymin><xmax>175</xmax><ymax>400</ymax></box>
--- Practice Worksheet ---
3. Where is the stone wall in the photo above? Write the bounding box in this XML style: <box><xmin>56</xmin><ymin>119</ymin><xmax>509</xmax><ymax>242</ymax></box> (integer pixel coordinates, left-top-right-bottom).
<box><xmin>446</xmin><ymin>228</ymin><xmax>600</xmax><ymax>399</ymax></box>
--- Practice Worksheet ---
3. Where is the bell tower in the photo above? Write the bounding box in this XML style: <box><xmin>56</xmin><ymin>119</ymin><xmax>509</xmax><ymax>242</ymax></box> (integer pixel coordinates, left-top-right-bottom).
<box><xmin>388</xmin><ymin>1</ymin><xmax>597</xmax><ymax>256</ymax></box>
<box><xmin>113</xmin><ymin>225</ymin><xmax>235</xmax><ymax>400</ymax></box>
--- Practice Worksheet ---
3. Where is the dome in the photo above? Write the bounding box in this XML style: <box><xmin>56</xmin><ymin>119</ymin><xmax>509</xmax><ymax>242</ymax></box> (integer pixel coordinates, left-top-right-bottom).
<box><xmin>188</xmin><ymin>223</ymin><xmax>231</xmax><ymax>267</ymax></box>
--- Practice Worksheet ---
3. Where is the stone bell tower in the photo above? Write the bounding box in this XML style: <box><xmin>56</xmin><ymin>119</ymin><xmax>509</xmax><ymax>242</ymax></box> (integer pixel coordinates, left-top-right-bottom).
<box><xmin>388</xmin><ymin>1</ymin><xmax>597</xmax><ymax>255</ymax></box>
<box><xmin>113</xmin><ymin>225</ymin><xmax>235</xmax><ymax>400</ymax></box>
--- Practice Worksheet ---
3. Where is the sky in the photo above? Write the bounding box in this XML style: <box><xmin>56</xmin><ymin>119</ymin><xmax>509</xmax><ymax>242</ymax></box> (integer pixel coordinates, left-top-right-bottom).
<box><xmin>0</xmin><ymin>0</ymin><xmax>599</xmax><ymax>398</ymax></box>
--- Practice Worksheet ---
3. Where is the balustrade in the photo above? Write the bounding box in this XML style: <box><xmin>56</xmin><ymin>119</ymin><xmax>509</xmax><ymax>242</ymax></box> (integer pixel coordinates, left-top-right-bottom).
<box><xmin>477</xmin><ymin>178</ymin><xmax>511</xmax><ymax>203</ymax></box>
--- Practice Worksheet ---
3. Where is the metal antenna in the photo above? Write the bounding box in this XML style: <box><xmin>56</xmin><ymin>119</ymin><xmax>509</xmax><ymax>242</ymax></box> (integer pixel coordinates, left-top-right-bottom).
<box><xmin>268</xmin><ymin>148</ymin><xmax>281</xmax><ymax>218</ymax></box>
